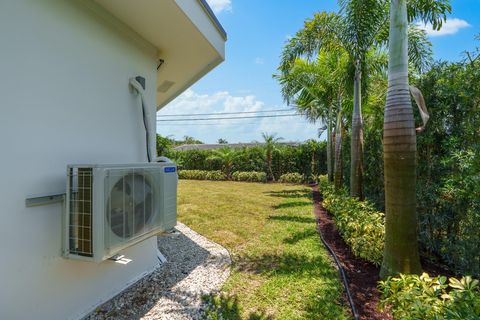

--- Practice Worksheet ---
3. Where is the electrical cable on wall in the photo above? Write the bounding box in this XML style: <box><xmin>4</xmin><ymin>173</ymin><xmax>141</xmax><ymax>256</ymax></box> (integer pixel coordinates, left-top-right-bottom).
<box><xmin>130</xmin><ymin>76</ymin><xmax>154</xmax><ymax>162</ymax></box>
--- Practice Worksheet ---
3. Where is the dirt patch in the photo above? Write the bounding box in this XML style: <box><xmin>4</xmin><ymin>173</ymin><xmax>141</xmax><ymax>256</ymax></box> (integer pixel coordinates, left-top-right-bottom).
<box><xmin>311</xmin><ymin>186</ymin><xmax>393</xmax><ymax>320</ymax></box>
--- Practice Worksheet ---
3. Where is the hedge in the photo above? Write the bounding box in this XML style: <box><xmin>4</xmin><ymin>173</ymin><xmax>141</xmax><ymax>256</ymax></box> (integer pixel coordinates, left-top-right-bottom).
<box><xmin>164</xmin><ymin>141</ymin><xmax>327</xmax><ymax>181</ymax></box>
<box><xmin>318</xmin><ymin>175</ymin><xmax>385</xmax><ymax>265</ymax></box>
<box><xmin>231</xmin><ymin>171</ymin><xmax>267</xmax><ymax>183</ymax></box>
<box><xmin>178</xmin><ymin>170</ymin><xmax>226</xmax><ymax>181</ymax></box>
<box><xmin>278</xmin><ymin>172</ymin><xmax>303</xmax><ymax>184</ymax></box>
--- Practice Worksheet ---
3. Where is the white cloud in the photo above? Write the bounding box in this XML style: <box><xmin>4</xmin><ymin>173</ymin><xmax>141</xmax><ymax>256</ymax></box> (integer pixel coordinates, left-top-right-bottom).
<box><xmin>418</xmin><ymin>18</ymin><xmax>470</xmax><ymax>37</ymax></box>
<box><xmin>254</xmin><ymin>57</ymin><xmax>265</xmax><ymax>65</ymax></box>
<box><xmin>205</xmin><ymin>0</ymin><xmax>232</xmax><ymax>14</ymax></box>
<box><xmin>157</xmin><ymin>89</ymin><xmax>320</xmax><ymax>143</ymax></box>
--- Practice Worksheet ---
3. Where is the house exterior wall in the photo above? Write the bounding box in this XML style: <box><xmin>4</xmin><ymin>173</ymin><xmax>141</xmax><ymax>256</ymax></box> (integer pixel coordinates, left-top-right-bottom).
<box><xmin>0</xmin><ymin>1</ymin><xmax>162</xmax><ymax>319</ymax></box>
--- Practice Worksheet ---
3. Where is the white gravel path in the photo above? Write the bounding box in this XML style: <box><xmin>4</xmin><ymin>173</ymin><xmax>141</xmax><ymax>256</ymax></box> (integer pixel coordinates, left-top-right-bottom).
<box><xmin>86</xmin><ymin>223</ymin><xmax>231</xmax><ymax>320</ymax></box>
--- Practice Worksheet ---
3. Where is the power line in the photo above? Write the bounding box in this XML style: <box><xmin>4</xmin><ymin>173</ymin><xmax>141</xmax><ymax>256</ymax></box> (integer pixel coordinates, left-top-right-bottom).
<box><xmin>158</xmin><ymin>122</ymin><xmax>262</xmax><ymax>126</ymax></box>
<box><xmin>156</xmin><ymin>113</ymin><xmax>300</xmax><ymax>122</ymax></box>
<box><xmin>157</xmin><ymin>108</ymin><xmax>295</xmax><ymax>117</ymax></box>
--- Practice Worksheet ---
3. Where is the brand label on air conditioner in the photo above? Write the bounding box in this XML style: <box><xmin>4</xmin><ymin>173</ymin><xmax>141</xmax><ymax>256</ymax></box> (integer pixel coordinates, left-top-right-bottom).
<box><xmin>164</xmin><ymin>167</ymin><xmax>176</xmax><ymax>173</ymax></box>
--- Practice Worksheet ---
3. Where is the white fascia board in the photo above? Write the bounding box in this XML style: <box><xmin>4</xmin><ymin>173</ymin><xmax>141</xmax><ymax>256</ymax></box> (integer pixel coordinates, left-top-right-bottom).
<box><xmin>175</xmin><ymin>0</ymin><xmax>226</xmax><ymax>58</ymax></box>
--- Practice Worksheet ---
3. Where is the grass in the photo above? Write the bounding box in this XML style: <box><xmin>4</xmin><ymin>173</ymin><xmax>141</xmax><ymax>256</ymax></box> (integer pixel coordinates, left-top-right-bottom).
<box><xmin>177</xmin><ymin>180</ymin><xmax>351</xmax><ymax>319</ymax></box>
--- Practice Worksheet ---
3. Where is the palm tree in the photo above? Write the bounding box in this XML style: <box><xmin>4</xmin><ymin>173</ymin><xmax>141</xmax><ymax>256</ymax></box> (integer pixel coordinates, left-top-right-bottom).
<box><xmin>380</xmin><ymin>0</ymin><xmax>449</xmax><ymax>278</ymax></box>
<box><xmin>276</xmin><ymin>51</ymin><xmax>350</xmax><ymax>183</ymax></box>
<box><xmin>334</xmin><ymin>108</ymin><xmax>344</xmax><ymax>191</ymax></box>
<box><xmin>280</xmin><ymin>0</ymin><xmax>446</xmax><ymax>199</ymax></box>
<box><xmin>262</xmin><ymin>133</ymin><xmax>283</xmax><ymax>181</ymax></box>
<box><xmin>207</xmin><ymin>148</ymin><xmax>237</xmax><ymax>179</ymax></box>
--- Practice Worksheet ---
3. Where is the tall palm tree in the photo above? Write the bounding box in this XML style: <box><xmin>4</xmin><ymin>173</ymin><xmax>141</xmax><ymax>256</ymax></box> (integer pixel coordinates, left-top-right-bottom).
<box><xmin>262</xmin><ymin>132</ymin><xmax>283</xmax><ymax>181</ymax></box>
<box><xmin>280</xmin><ymin>0</ymin><xmax>447</xmax><ymax>199</ymax></box>
<box><xmin>380</xmin><ymin>0</ymin><xmax>449</xmax><ymax>278</ymax></box>
<box><xmin>334</xmin><ymin>108</ymin><xmax>345</xmax><ymax>191</ymax></box>
<box><xmin>276</xmin><ymin>51</ymin><xmax>350</xmax><ymax>183</ymax></box>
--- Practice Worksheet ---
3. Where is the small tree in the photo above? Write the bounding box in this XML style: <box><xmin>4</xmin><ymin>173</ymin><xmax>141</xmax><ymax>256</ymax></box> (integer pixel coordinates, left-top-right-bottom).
<box><xmin>207</xmin><ymin>148</ymin><xmax>237</xmax><ymax>179</ymax></box>
<box><xmin>262</xmin><ymin>132</ymin><xmax>283</xmax><ymax>181</ymax></box>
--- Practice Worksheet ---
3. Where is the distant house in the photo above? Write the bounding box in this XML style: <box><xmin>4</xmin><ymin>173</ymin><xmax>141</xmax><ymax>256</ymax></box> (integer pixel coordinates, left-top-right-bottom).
<box><xmin>174</xmin><ymin>142</ymin><xmax>301</xmax><ymax>151</ymax></box>
<box><xmin>0</xmin><ymin>1</ymin><xmax>225</xmax><ymax>319</ymax></box>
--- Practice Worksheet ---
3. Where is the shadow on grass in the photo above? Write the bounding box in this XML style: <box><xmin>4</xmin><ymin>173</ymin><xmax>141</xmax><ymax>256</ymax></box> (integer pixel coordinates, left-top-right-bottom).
<box><xmin>202</xmin><ymin>293</ymin><xmax>271</xmax><ymax>320</ymax></box>
<box><xmin>283</xmin><ymin>229</ymin><xmax>318</xmax><ymax>244</ymax></box>
<box><xmin>235</xmin><ymin>252</ymin><xmax>334</xmax><ymax>277</ymax></box>
<box><xmin>272</xmin><ymin>201</ymin><xmax>312</xmax><ymax>209</ymax></box>
<box><xmin>263</xmin><ymin>189</ymin><xmax>311</xmax><ymax>199</ymax></box>
<box><xmin>268</xmin><ymin>215</ymin><xmax>316</xmax><ymax>224</ymax></box>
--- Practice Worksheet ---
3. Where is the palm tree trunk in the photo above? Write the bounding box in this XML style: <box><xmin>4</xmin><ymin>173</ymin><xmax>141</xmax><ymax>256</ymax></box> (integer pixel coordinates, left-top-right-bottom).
<box><xmin>350</xmin><ymin>62</ymin><xmax>364</xmax><ymax>199</ymax></box>
<box><xmin>334</xmin><ymin>110</ymin><xmax>344</xmax><ymax>191</ymax></box>
<box><xmin>327</xmin><ymin>105</ymin><xmax>334</xmax><ymax>182</ymax></box>
<box><xmin>380</xmin><ymin>0</ymin><xmax>422</xmax><ymax>278</ymax></box>
<box><xmin>267</xmin><ymin>152</ymin><xmax>275</xmax><ymax>181</ymax></box>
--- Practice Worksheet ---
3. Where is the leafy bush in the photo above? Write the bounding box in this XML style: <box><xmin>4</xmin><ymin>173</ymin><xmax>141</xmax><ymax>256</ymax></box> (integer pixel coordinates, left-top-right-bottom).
<box><xmin>379</xmin><ymin>273</ymin><xmax>480</xmax><ymax>319</ymax></box>
<box><xmin>319</xmin><ymin>175</ymin><xmax>385</xmax><ymax>265</ymax></box>
<box><xmin>231</xmin><ymin>171</ymin><xmax>267</xmax><ymax>183</ymax></box>
<box><xmin>278</xmin><ymin>172</ymin><xmax>304</xmax><ymax>184</ymax></box>
<box><xmin>163</xmin><ymin>140</ymin><xmax>328</xmax><ymax>181</ymax></box>
<box><xmin>178</xmin><ymin>170</ymin><xmax>225</xmax><ymax>181</ymax></box>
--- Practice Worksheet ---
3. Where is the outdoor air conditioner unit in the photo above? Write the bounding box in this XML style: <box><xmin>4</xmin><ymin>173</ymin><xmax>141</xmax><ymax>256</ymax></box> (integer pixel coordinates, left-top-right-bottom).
<box><xmin>62</xmin><ymin>162</ymin><xmax>177</xmax><ymax>262</ymax></box>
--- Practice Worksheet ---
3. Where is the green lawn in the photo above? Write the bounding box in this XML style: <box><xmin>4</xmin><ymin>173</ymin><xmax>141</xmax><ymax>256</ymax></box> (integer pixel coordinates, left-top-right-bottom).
<box><xmin>177</xmin><ymin>180</ymin><xmax>351</xmax><ymax>319</ymax></box>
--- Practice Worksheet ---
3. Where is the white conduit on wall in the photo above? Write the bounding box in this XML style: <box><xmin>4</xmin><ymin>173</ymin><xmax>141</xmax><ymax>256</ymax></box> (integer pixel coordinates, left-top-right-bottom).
<box><xmin>129</xmin><ymin>77</ymin><xmax>157</xmax><ymax>163</ymax></box>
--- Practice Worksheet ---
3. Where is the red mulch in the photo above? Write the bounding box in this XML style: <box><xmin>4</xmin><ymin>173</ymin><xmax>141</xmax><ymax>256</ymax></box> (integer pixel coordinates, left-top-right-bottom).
<box><xmin>310</xmin><ymin>185</ymin><xmax>456</xmax><ymax>320</ymax></box>
<box><xmin>311</xmin><ymin>185</ymin><xmax>393</xmax><ymax>320</ymax></box>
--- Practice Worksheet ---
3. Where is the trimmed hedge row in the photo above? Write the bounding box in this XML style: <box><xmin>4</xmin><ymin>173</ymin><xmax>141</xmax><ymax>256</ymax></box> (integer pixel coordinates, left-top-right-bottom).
<box><xmin>278</xmin><ymin>172</ymin><xmax>303</xmax><ymax>184</ymax></box>
<box><xmin>164</xmin><ymin>140</ymin><xmax>328</xmax><ymax>182</ymax></box>
<box><xmin>178</xmin><ymin>170</ymin><xmax>267</xmax><ymax>183</ymax></box>
<box><xmin>232</xmin><ymin>171</ymin><xmax>267</xmax><ymax>182</ymax></box>
<box><xmin>178</xmin><ymin>170</ymin><xmax>226</xmax><ymax>181</ymax></box>
<box><xmin>318</xmin><ymin>175</ymin><xmax>385</xmax><ymax>265</ymax></box>
<box><xmin>379</xmin><ymin>273</ymin><xmax>480</xmax><ymax>319</ymax></box>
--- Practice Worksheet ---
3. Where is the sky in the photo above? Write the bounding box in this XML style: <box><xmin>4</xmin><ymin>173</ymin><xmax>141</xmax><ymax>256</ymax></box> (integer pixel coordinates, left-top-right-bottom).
<box><xmin>157</xmin><ymin>0</ymin><xmax>480</xmax><ymax>144</ymax></box>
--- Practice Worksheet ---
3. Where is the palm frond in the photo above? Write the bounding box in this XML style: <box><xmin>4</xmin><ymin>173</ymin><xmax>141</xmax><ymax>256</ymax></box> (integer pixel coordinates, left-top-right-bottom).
<box><xmin>406</xmin><ymin>0</ymin><xmax>451</xmax><ymax>30</ymax></box>
<box><xmin>407</xmin><ymin>24</ymin><xmax>433</xmax><ymax>73</ymax></box>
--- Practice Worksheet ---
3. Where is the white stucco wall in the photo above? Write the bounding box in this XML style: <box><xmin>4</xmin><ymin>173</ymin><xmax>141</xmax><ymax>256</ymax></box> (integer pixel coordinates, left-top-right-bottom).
<box><xmin>0</xmin><ymin>1</ymin><xmax>161</xmax><ymax>319</ymax></box>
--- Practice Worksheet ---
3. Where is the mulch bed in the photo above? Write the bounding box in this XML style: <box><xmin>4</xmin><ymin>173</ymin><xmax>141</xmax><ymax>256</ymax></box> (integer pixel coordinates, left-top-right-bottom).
<box><xmin>311</xmin><ymin>185</ymin><xmax>393</xmax><ymax>320</ymax></box>
<box><xmin>310</xmin><ymin>184</ymin><xmax>456</xmax><ymax>320</ymax></box>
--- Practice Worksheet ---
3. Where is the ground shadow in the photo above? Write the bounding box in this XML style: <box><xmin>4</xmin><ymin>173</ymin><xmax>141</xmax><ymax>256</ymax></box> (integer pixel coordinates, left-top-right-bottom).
<box><xmin>272</xmin><ymin>201</ymin><xmax>311</xmax><ymax>209</ymax></box>
<box><xmin>263</xmin><ymin>189</ymin><xmax>311</xmax><ymax>199</ymax></box>
<box><xmin>202</xmin><ymin>293</ymin><xmax>271</xmax><ymax>320</ymax></box>
<box><xmin>283</xmin><ymin>228</ymin><xmax>318</xmax><ymax>244</ymax></box>
<box><xmin>268</xmin><ymin>215</ymin><xmax>316</xmax><ymax>224</ymax></box>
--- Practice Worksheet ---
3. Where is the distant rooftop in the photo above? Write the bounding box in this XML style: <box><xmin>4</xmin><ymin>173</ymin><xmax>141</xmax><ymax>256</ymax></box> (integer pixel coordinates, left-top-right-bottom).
<box><xmin>174</xmin><ymin>142</ymin><xmax>300</xmax><ymax>151</ymax></box>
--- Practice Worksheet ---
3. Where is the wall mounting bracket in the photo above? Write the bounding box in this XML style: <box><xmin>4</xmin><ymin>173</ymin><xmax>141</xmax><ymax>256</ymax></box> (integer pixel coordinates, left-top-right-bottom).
<box><xmin>25</xmin><ymin>193</ymin><xmax>66</xmax><ymax>207</ymax></box>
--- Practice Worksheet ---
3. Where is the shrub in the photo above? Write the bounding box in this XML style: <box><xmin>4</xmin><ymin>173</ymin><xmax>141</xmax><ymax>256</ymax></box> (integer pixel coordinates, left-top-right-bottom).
<box><xmin>164</xmin><ymin>140</ymin><xmax>328</xmax><ymax>181</ymax></box>
<box><xmin>206</xmin><ymin>170</ymin><xmax>227</xmax><ymax>181</ymax></box>
<box><xmin>178</xmin><ymin>170</ymin><xmax>225</xmax><ymax>181</ymax></box>
<box><xmin>278</xmin><ymin>172</ymin><xmax>303</xmax><ymax>184</ymax></box>
<box><xmin>318</xmin><ymin>175</ymin><xmax>385</xmax><ymax>265</ymax></box>
<box><xmin>379</xmin><ymin>273</ymin><xmax>480</xmax><ymax>319</ymax></box>
<box><xmin>231</xmin><ymin>171</ymin><xmax>267</xmax><ymax>183</ymax></box>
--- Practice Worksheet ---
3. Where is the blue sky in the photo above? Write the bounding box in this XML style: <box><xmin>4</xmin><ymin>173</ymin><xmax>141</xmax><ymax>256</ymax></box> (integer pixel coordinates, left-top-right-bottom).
<box><xmin>157</xmin><ymin>0</ymin><xmax>480</xmax><ymax>144</ymax></box>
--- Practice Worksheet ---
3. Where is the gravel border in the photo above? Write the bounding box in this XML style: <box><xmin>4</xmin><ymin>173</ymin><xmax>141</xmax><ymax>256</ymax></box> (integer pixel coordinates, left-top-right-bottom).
<box><xmin>86</xmin><ymin>223</ymin><xmax>231</xmax><ymax>320</ymax></box>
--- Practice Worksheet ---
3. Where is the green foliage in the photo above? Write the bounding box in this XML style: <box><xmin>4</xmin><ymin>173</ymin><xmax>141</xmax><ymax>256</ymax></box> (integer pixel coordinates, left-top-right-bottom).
<box><xmin>414</xmin><ymin>59</ymin><xmax>480</xmax><ymax>276</ymax></box>
<box><xmin>278</xmin><ymin>173</ymin><xmax>303</xmax><ymax>184</ymax></box>
<box><xmin>319</xmin><ymin>175</ymin><xmax>384</xmax><ymax>265</ymax></box>
<box><xmin>379</xmin><ymin>273</ymin><xmax>480</xmax><ymax>319</ymax></box>
<box><xmin>231</xmin><ymin>171</ymin><xmax>267</xmax><ymax>183</ymax></box>
<box><xmin>178</xmin><ymin>170</ymin><xmax>226</xmax><ymax>181</ymax></box>
<box><xmin>348</xmin><ymin>47</ymin><xmax>480</xmax><ymax>276</ymax></box>
<box><xmin>166</xmin><ymin>141</ymin><xmax>327</xmax><ymax>181</ymax></box>
<box><xmin>207</xmin><ymin>148</ymin><xmax>238</xmax><ymax>178</ymax></box>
